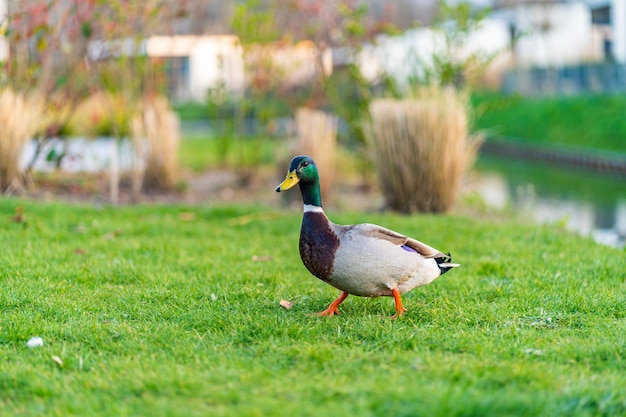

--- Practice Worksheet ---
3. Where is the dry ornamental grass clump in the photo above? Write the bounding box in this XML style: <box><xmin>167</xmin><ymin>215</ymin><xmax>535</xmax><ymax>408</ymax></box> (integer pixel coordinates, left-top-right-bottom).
<box><xmin>131</xmin><ymin>96</ymin><xmax>181</xmax><ymax>191</ymax></box>
<box><xmin>295</xmin><ymin>107</ymin><xmax>338</xmax><ymax>199</ymax></box>
<box><xmin>0</xmin><ymin>89</ymin><xmax>42</xmax><ymax>192</ymax></box>
<box><xmin>365</xmin><ymin>86</ymin><xmax>482</xmax><ymax>213</ymax></box>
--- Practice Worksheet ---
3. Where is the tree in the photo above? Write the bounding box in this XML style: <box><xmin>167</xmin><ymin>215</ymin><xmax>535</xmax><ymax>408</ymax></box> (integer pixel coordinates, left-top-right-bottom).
<box><xmin>0</xmin><ymin>0</ymin><xmax>94</xmax><ymax>191</ymax></box>
<box><xmin>230</xmin><ymin>0</ymin><xmax>395</xmax><ymax>137</ymax></box>
<box><xmin>427</xmin><ymin>1</ymin><xmax>494</xmax><ymax>87</ymax></box>
<box><xmin>2</xmin><ymin>0</ymin><xmax>187</xmax><ymax>201</ymax></box>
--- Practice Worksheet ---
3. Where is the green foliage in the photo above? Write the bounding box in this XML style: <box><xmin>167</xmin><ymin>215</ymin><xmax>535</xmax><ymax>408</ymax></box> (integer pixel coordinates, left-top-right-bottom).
<box><xmin>333</xmin><ymin>2</ymin><xmax>369</xmax><ymax>44</ymax></box>
<box><xmin>472</xmin><ymin>92</ymin><xmax>626</xmax><ymax>152</ymax></box>
<box><xmin>324</xmin><ymin>64</ymin><xmax>372</xmax><ymax>144</ymax></box>
<box><xmin>228</xmin><ymin>0</ymin><xmax>393</xmax><ymax>146</ymax></box>
<box><xmin>227</xmin><ymin>1</ymin><xmax>292</xmax><ymax>138</ymax></box>
<box><xmin>419</xmin><ymin>1</ymin><xmax>495</xmax><ymax>88</ymax></box>
<box><xmin>231</xmin><ymin>0</ymin><xmax>281</xmax><ymax>45</ymax></box>
<box><xmin>3</xmin><ymin>2</ymin><xmax>175</xmax><ymax>132</ymax></box>
<box><xmin>98</xmin><ymin>55</ymin><xmax>152</xmax><ymax>102</ymax></box>
<box><xmin>0</xmin><ymin>200</ymin><xmax>625</xmax><ymax>416</ymax></box>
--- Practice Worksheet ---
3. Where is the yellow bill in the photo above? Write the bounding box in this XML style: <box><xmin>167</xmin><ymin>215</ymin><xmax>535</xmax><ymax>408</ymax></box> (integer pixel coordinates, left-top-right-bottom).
<box><xmin>275</xmin><ymin>169</ymin><xmax>299</xmax><ymax>192</ymax></box>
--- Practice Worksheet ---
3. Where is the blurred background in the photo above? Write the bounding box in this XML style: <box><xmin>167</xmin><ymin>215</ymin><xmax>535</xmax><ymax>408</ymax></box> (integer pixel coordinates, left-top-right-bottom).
<box><xmin>0</xmin><ymin>0</ymin><xmax>625</xmax><ymax>248</ymax></box>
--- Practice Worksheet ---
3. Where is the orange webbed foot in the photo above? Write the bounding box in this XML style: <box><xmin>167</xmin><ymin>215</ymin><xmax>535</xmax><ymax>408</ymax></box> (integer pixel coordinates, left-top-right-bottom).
<box><xmin>315</xmin><ymin>307</ymin><xmax>340</xmax><ymax>316</ymax></box>
<box><xmin>315</xmin><ymin>291</ymin><xmax>349</xmax><ymax>317</ymax></box>
<box><xmin>390</xmin><ymin>288</ymin><xmax>407</xmax><ymax>319</ymax></box>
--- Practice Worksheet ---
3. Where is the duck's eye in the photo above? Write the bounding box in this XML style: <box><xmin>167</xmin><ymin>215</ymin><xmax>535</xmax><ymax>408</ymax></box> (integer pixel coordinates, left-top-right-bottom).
<box><xmin>301</xmin><ymin>161</ymin><xmax>309</xmax><ymax>167</ymax></box>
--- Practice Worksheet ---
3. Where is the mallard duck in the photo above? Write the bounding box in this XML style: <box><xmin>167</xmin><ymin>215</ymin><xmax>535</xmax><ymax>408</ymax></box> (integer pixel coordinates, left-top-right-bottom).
<box><xmin>276</xmin><ymin>155</ymin><xmax>459</xmax><ymax>318</ymax></box>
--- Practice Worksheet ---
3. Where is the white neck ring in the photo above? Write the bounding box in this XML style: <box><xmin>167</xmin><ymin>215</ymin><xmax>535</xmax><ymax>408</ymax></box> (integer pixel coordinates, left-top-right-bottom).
<box><xmin>303</xmin><ymin>204</ymin><xmax>324</xmax><ymax>213</ymax></box>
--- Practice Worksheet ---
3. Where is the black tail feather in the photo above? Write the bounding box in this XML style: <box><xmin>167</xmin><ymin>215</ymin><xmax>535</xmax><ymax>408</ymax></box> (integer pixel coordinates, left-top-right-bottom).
<box><xmin>436</xmin><ymin>252</ymin><xmax>458</xmax><ymax>275</ymax></box>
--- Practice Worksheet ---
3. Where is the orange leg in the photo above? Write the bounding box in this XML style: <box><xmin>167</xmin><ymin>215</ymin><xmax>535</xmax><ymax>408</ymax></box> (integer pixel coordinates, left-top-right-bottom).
<box><xmin>390</xmin><ymin>288</ymin><xmax>407</xmax><ymax>319</ymax></box>
<box><xmin>316</xmin><ymin>291</ymin><xmax>349</xmax><ymax>316</ymax></box>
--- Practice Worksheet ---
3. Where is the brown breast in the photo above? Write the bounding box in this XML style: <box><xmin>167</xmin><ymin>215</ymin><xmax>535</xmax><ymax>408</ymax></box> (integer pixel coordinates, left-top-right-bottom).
<box><xmin>299</xmin><ymin>212</ymin><xmax>339</xmax><ymax>282</ymax></box>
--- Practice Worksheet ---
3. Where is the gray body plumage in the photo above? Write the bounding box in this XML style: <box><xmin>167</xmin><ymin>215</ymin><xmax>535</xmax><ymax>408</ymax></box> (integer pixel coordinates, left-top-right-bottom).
<box><xmin>328</xmin><ymin>222</ymin><xmax>441</xmax><ymax>297</ymax></box>
<box><xmin>299</xmin><ymin>207</ymin><xmax>449</xmax><ymax>298</ymax></box>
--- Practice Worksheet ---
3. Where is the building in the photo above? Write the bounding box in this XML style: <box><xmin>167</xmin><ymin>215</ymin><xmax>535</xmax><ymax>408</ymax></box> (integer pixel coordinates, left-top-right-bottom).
<box><xmin>146</xmin><ymin>35</ymin><xmax>244</xmax><ymax>103</ymax></box>
<box><xmin>467</xmin><ymin>0</ymin><xmax>626</xmax><ymax>65</ymax></box>
<box><xmin>487</xmin><ymin>0</ymin><xmax>626</xmax><ymax>94</ymax></box>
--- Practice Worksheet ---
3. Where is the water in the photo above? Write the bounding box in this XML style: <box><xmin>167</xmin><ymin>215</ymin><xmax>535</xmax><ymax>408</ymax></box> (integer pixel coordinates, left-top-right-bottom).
<box><xmin>470</xmin><ymin>155</ymin><xmax>626</xmax><ymax>249</ymax></box>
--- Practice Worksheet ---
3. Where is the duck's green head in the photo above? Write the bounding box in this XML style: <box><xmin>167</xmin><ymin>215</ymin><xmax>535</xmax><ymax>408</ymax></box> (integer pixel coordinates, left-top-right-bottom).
<box><xmin>275</xmin><ymin>155</ymin><xmax>319</xmax><ymax>193</ymax></box>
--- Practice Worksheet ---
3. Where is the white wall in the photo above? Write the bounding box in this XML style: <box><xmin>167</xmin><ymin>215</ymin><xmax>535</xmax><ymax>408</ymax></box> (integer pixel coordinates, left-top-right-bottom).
<box><xmin>358</xmin><ymin>18</ymin><xmax>510</xmax><ymax>87</ymax></box>
<box><xmin>357</xmin><ymin>1</ymin><xmax>611</xmax><ymax>86</ymax></box>
<box><xmin>188</xmin><ymin>36</ymin><xmax>244</xmax><ymax>101</ymax></box>
<box><xmin>512</xmin><ymin>3</ymin><xmax>598</xmax><ymax>67</ymax></box>
<box><xmin>358</xmin><ymin>27</ymin><xmax>441</xmax><ymax>85</ymax></box>
<box><xmin>147</xmin><ymin>35</ymin><xmax>329</xmax><ymax>102</ymax></box>
<box><xmin>613</xmin><ymin>0</ymin><xmax>626</xmax><ymax>63</ymax></box>
<box><xmin>146</xmin><ymin>35</ymin><xmax>245</xmax><ymax>102</ymax></box>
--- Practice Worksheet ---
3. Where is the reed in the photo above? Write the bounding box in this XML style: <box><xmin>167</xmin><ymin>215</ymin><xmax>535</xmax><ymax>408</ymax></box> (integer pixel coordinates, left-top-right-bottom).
<box><xmin>365</xmin><ymin>86</ymin><xmax>482</xmax><ymax>213</ymax></box>
<box><xmin>0</xmin><ymin>89</ymin><xmax>42</xmax><ymax>192</ymax></box>
<box><xmin>295</xmin><ymin>107</ymin><xmax>338</xmax><ymax>199</ymax></box>
<box><xmin>131</xmin><ymin>96</ymin><xmax>180</xmax><ymax>192</ymax></box>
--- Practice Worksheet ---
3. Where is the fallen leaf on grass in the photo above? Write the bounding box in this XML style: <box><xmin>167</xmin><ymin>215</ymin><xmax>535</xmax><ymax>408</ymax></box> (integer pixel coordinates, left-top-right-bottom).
<box><xmin>179</xmin><ymin>212</ymin><xmax>196</xmax><ymax>221</ymax></box>
<box><xmin>51</xmin><ymin>355</ymin><xmax>64</xmax><ymax>367</ymax></box>
<box><xmin>11</xmin><ymin>206</ymin><xmax>25</xmax><ymax>223</ymax></box>
<box><xmin>74</xmin><ymin>248</ymin><xmax>86</xmax><ymax>255</ymax></box>
<box><xmin>252</xmin><ymin>255</ymin><xmax>273</xmax><ymax>262</ymax></box>
<box><xmin>279</xmin><ymin>300</ymin><xmax>294</xmax><ymax>310</ymax></box>
<box><xmin>103</xmin><ymin>230</ymin><xmax>122</xmax><ymax>240</ymax></box>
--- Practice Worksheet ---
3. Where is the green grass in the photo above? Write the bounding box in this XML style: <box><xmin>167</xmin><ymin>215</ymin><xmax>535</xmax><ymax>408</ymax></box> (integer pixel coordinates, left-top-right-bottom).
<box><xmin>174</xmin><ymin>102</ymin><xmax>209</xmax><ymax>121</ymax></box>
<box><xmin>1</xmin><ymin>199</ymin><xmax>625</xmax><ymax>416</ymax></box>
<box><xmin>472</xmin><ymin>92</ymin><xmax>626</xmax><ymax>153</ymax></box>
<box><xmin>179</xmin><ymin>135</ymin><xmax>279</xmax><ymax>172</ymax></box>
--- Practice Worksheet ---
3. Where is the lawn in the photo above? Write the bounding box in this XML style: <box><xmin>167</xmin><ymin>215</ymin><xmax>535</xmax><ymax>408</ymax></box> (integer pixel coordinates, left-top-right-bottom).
<box><xmin>472</xmin><ymin>92</ymin><xmax>626</xmax><ymax>153</ymax></box>
<box><xmin>1</xmin><ymin>199</ymin><xmax>625</xmax><ymax>416</ymax></box>
<box><xmin>179</xmin><ymin>135</ymin><xmax>280</xmax><ymax>172</ymax></box>
<box><xmin>176</xmin><ymin>93</ymin><xmax>626</xmax><ymax>155</ymax></box>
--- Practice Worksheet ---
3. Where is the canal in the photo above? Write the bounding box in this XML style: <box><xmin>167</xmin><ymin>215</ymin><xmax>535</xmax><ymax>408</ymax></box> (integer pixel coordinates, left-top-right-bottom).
<box><xmin>470</xmin><ymin>154</ymin><xmax>626</xmax><ymax>249</ymax></box>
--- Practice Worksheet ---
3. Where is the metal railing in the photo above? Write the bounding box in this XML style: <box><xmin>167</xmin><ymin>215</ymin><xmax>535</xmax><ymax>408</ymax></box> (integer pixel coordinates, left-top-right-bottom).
<box><xmin>502</xmin><ymin>64</ymin><xmax>626</xmax><ymax>96</ymax></box>
<box><xmin>480</xmin><ymin>135</ymin><xmax>626</xmax><ymax>175</ymax></box>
